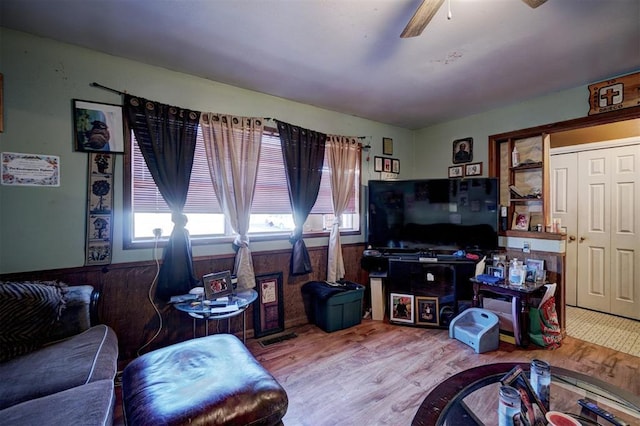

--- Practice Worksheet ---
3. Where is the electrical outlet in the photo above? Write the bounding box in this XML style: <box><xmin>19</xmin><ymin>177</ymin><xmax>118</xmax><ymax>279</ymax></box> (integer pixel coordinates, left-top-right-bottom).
<box><xmin>153</xmin><ymin>228</ymin><xmax>162</xmax><ymax>238</ymax></box>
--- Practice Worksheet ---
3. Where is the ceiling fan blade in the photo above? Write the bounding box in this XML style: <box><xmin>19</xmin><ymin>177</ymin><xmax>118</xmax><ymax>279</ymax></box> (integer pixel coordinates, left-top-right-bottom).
<box><xmin>521</xmin><ymin>0</ymin><xmax>548</xmax><ymax>8</ymax></box>
<box><xmin>400</xmin><ymin>0</ymin><xmax>445</xmax><ymax>38</ymax></box>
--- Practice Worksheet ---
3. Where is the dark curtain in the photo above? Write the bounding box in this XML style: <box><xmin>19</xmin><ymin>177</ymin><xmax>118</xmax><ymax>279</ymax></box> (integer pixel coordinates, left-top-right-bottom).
<box><xmin>277</xmin><ymin>121</ymin><xmax>326</xmax><ymax>275</ymax></box>
<box><xmin>124</xmin><ymin>95</ymin><xmax>201</xmax><ymax>300</ymax></box>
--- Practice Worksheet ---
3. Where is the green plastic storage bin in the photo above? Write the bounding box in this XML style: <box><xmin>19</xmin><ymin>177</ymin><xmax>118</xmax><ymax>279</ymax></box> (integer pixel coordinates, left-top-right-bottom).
<box><xmin>314</xmin><ymin>284</ymin><xmax>365</xmax><ymax>332</ymax></box>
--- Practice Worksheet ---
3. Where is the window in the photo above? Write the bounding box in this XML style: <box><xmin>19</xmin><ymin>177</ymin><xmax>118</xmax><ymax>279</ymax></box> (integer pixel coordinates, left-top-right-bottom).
<box><xmin>124</xmin><ymin>126</ymin><xmax>360</xmax><ymax>246</ymax></box>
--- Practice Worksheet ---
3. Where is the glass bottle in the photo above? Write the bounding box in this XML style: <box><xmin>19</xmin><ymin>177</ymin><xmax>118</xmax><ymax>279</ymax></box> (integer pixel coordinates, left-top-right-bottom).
<box><xmin>530</xmin><ymin>359</ymin><xmax>551</xmax><ymax>410</ymax></box>
<box><xmin>499</xmin><ymin>385</ymin><xmax>521</xmax><ymax>426</ymax></box>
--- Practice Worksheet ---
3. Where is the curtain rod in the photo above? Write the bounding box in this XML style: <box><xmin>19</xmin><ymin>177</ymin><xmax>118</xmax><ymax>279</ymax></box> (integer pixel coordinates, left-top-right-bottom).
<box><xmin>265</xmin><ymin>118</ymin><xmax>368</xmax><ymax>140</ymax></box>
<box><xmin>93</xmin><ymin>91</ymin><xmax>370</xmax><ymax>141</ymax></box>
<box><xmin>90</xmin><ymin>82</ymin><xmax>127</xmax><ymax>96</ymax></box>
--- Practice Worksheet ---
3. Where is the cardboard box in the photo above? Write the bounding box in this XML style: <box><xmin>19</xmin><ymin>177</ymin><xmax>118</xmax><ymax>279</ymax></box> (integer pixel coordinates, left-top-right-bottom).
<box><xmin>482</xmin><ymin>297</ymin><xmax>519</xmax><ymax>344</ymax></box>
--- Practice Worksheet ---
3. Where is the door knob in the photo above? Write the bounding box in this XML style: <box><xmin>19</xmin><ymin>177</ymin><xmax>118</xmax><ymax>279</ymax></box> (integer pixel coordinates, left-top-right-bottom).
<box><xmin>579</xmin><ymin>236</ymin><xmax>586</xmax><ymax>243</ymax></box>
<box><xmin>568</xmin><ymin>235</ymin><xmax>576</xmax><ymax>242</ymax></box>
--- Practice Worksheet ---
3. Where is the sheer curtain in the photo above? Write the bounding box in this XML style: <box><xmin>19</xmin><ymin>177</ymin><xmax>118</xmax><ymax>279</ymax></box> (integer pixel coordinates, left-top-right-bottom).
<box><xmin>277</xmin><ymin>121</ymin><xmax>326</xmax><ymax>275</ymax></box>
<box><xmin>200</xmin><ymin>114</ymin><xmax>263</xmax><ymax>289</ymax></box>
<box><xmin>326</xmin><ymin>135</ymin><xmax>360</xmax><ymax>282</ymax></box>
<box><xmin>124</xmin><ymin>95</ymin><xmax>201</xmax><ymax>300</ymax></box>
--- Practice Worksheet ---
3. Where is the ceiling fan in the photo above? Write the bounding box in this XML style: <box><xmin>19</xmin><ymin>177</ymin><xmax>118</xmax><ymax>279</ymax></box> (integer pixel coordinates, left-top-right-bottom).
<box><xmin>400</xmin><ymin>0</ymin><xmax>548</xmax><ymax>38</ymax></box>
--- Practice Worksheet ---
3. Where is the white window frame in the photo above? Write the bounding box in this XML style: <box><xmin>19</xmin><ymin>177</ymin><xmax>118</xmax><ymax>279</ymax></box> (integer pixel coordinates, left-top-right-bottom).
<box><xmin>123</xmin><ymin>126</ymin><xmax>360</xmax><ymax>248</ymax></box>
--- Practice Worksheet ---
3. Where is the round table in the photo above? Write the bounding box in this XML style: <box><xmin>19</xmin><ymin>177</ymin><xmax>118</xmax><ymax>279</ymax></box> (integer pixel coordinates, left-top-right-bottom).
<box><xmin>174</xmin><ymin>289</ymin><xmax>257</xmax><ymax>343</ymax></box>
<box><xmin>412</xmin><ymin>362</ymin><xmax>640</xmax><ymax>425</ymax></box>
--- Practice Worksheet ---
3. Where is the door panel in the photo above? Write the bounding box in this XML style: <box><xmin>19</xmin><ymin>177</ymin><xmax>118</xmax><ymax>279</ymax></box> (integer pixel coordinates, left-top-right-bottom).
<box><xmin>610</xmin><ymin>146</ymin><xmax>640</xmax><ymax>319</ymax></box>
<box><xmin>550</xmin><ymin>153</ymin><xmax>577</xmax><ymax>305</ymax></box>
<box><xmin>577</xmin><ymin>151</ymin><xmax>611</xmax><ymax>312</ymax></box>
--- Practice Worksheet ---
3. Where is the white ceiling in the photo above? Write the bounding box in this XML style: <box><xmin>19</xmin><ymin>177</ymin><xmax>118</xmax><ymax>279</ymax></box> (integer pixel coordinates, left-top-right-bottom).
<box><xmin>1</xmin><ymin>0</ymin><xmax>639</xmax><ymax>129</ymax></box>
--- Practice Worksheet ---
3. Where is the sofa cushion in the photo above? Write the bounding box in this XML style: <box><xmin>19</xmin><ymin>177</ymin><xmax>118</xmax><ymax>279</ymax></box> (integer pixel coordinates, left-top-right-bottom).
<box><xmin>0</xmin><ymin>324</ymin><xmax>118</xmax><ymax>410</ymax></box>
<box><xmin>0</xmin><ymin>379</ymin><xmax>115</xmax><ymax>426</ymax></box>
<box><xmin>0</xmin><ymin>281</ymin><xmax>68</xmax><ymax>362</ymax></box>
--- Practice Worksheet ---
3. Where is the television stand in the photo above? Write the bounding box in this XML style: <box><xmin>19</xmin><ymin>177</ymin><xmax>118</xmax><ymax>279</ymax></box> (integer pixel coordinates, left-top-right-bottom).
<box><xmin>386</xmin><ymin>257</ymin><xmax>477</xmax><ymax>328</ymax></box>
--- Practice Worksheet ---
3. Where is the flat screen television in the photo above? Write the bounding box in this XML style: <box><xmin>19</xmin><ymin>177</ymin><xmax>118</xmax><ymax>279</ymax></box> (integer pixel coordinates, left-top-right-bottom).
<box><xmin>367</xmin><ymin>178</ymin><xmax>499</xmax><ymax>252</ymax></box>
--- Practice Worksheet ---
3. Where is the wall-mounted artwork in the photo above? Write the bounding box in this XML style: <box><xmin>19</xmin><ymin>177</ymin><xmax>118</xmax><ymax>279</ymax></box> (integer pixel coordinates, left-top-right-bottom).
<box><xmin>383</xmin><ymin>137</ymin><xmax>393</xmax><ymax>155</ymax></box>
<box><xmin>74</xmin><ymin>99</ymin><xmax>124</xmax><ymax>153</ymax></box>
<box><xmin>452</xmin><ymin>137</ymin><xmax>473</xmax><ymax>164</ymax></box>
<box><xmin>85</xmin><ymin>152</ymin><xmax>114</xmax><ymax>265</ymax></box>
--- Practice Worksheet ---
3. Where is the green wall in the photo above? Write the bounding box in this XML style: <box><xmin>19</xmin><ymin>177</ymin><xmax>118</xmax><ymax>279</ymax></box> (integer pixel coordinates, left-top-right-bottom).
<box><xmin>413</xmin><ymin>86</ymin><xmax>591</xmax><ymax>178</ymax></box>
<box><xmin>0</xmin><ymin>28</ymin><xmax>607</xmax><ymax>274</ymax></box>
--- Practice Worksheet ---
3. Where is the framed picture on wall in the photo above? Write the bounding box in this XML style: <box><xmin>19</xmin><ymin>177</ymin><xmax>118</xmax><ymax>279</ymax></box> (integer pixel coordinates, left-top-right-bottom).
<box><xmin>253</xmin><ymin>272</ymin><xmax>284</xmax><ymax>338</ymax></box>
<box><xmin>464</xmin><ymin>162</ymin><xmax>482</xmax><ymax>176</ymax></box>
<box><xmin>448</xmin><ymin>165</ymin><xmax>463</xmax><ymax>178</ymax></box>
<box><xmin>73</xmin><ymin>99</ymin><xmax>125</xmax><ymax>153</ymax></box>
<box><xmin>374</xmin><ymin>156</ymin><xmax>384</xmax><ymax>172</ymax></box>
<box><xmin>390</xmin><ymin>293</ymin><xmax>414</xmax><ymax>324</ymax></box>
<box><xmin>452</xmin><ymin>137</ymin><xmax>473</xmax><ymax>164</ymax></box>
<box><xmin>383</xmin><ymin>137</ymin><xmax>393</xmax><ymax>155</ymax></box>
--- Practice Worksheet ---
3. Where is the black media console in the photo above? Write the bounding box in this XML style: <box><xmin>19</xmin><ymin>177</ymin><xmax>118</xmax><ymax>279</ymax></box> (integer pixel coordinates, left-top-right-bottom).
<box><xmin>361</xmin><ymin>250</ymin><xmax>477</xmax><ymax>328</ymax></box>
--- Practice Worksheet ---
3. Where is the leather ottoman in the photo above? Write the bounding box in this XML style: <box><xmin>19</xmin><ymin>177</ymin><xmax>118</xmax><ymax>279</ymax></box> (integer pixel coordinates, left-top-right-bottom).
<box><xmin>122</xmin><ymin>334</ymin><xmax>288</xmax><ymax>425</ymax></box>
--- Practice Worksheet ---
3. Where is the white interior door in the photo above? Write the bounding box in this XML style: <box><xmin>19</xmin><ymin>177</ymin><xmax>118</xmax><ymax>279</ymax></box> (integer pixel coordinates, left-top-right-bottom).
<box><xmin>576</xmin><ymin>145</ymin><xmax>640</xmax><ymax>319</ymax></box>
<box><xmin>608</xmin><ymin>145</ymin><xmax>640</xmax><ymax>319</ymax></box>
<box><xmin>550</xmin><ymin>153</ymin><xmax>578</xmax><ymax>305</ymax></box>
<box><xmin>577</xmin><ymin>150</ymin><xmax>612</xmax><ymax>312</ymax></box>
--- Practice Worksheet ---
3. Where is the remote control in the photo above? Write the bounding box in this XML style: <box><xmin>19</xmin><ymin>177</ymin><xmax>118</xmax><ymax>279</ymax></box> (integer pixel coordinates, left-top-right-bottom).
<box><xmin>578</xmin><ymin>399</ymin><xmax>628</xmax><ymax>426</ymax></box>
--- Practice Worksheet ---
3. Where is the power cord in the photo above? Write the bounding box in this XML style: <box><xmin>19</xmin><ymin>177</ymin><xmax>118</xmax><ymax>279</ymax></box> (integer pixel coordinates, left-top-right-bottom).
<box><xmin>137</xmin><ymin>228</ymin><xmax>163</xmax><ymax>357</ymax></box>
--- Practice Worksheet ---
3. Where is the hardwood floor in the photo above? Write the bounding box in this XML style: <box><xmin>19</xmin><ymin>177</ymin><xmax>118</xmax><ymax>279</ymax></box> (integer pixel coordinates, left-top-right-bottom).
<box><xmin>113</xmin><ymin>320</ymin><xmax>640</xmax><ymax>425</ymax></box>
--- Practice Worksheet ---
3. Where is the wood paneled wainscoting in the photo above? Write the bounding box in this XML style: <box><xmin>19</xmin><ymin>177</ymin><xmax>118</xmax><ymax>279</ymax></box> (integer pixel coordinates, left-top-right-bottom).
<box><xmin>0</xmin><ymin>243</ymin><xmax>368</xmax><ymax>367</ymax></box>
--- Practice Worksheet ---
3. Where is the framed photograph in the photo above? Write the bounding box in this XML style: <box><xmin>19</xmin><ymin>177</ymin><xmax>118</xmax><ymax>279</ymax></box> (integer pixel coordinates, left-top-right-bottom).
<box><xmin>452</xmin><ymin>137</ymin><xmax>473</xmax><ymax>164</ymax></box>
<box><xmin>486</xmin><ymin>266</ymin><xmax>505</xmax><ymax>279</ymax></box>
<box><xmin>383</xmin><ymin>137</ymin><xmax>393</xmax><ymax>155</ymax></box>
<box><xmin>512</xmin><ymin>211</ymin><xmax>530</xmax><ymax>231</ymax></box>
<box><xmin>501</xmin><ymin>365</ymin><xmax>548</xmax><ymax>425</ymax></box>
<box><xmin>253</xmin><ymin>272</ymin><xmax>284</xmax><ymax>338</ymax></box>
<box><xmin>374</xmin><ymin>156</ymin><xmax>384</xmax><ymax>172</ymax></box>
<box><xmin>525</xmin><ymin>259</ymin><xmax>545</xmax><ymax>283</ymax></box>
<box><xmin>448</xmin><ymin>165</ymin><xmax>463</xmax><ymax>178</ymax></box>
<box><xmin>203</xmin><ymin>270</ymin><xmax>233</xmax><ymax>300</ymax></box>
<box><xmin>390</xmin><ymin>293</ymin><xmax>414</xmax><ymax>324</ymax></box>
<box><xmin>73</xmin><ymin>99</ymin><xmax>125</xmax><ymax>153</ymax></box>
<box><xmin>383</xmin><ymin>158</ymin><xmax>392</xmax><ymax>172</ymax></box>
<box><xmin>464</xmin><ymin>162</ymin><xmax>482</xmax><ymax>176</ymax></box>
<box><xmin>416</xmin><ymin>297</ymin><xmax>439</xmax><ymax>326</ymax></box>
<box><xmin>392</xmin><ymin>158</ymin><xmax>400</xmax><ymax>174</ymax></box>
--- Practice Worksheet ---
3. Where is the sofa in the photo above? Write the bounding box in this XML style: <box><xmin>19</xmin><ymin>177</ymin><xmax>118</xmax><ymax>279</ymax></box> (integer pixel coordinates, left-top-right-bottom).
<box><xmin>0</xmin><ymin>281</ymin><xmax>119</xmax><ymax>425</ymax></box>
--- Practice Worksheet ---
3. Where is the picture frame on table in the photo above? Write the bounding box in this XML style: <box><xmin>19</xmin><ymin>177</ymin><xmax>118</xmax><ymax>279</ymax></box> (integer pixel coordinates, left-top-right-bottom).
<box><xmin>203</xmin><ymin>270</ymin><xmax>233</xmax><ymax>300</ymax></box>
<box><xmin>464</xmin><ymin>162</ymin><xmax>482</xmax><ymax>176</ymax></box>
<box><xmin>390</xmin><ymin>293</ymin><xmax>414</xmax><ymax>324</ymax></box>
<box><xmin>501</xmin><ymin>365</ymin><xmax>548</xmax><ymax>425</ymax></box>
<box><xmin>512</xmin><ymin>211</ymin><xmax>530</xmax><ymax>231</ymax></box>
<box><xmin>448</xmin><ymin>165</ymin><xmax>463</xmax><ymax>178</ymax></box>
<box><xmin>73</xmin><ymin>99</ymin><xmax>125</xmax><ymax>153</ymax></box>
<box><xmin>415</xmin><ymin>296</ymin><xmax>439</xmax><ymax>326</ymax></box>
<box><xmin>253</xmin><ymin>272</ymin><xmax>284</xmax><ymax>338</ymax></box>
<box><xmin>525</xmin><ymin>259</ymin><xmax>545</xmax><ymax>283</ymax></box>
<box><xmin>486</xmin><ymin>266</ymin><xmax>505</xmax><ymax>279</ymax></box>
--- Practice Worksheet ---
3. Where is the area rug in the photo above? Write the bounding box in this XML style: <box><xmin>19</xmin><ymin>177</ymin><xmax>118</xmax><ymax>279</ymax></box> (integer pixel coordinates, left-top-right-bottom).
<box><xmin>565</xmin><ymin>306</ymin><xmax>640</xmax><ymax>358</ymax></box>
